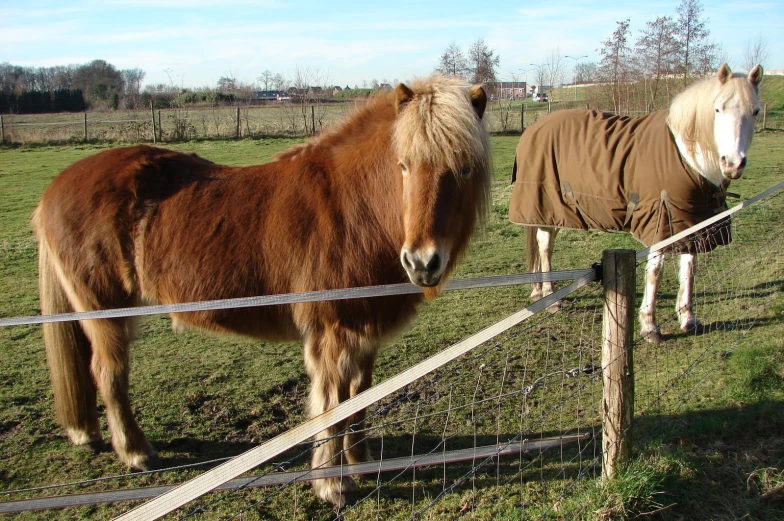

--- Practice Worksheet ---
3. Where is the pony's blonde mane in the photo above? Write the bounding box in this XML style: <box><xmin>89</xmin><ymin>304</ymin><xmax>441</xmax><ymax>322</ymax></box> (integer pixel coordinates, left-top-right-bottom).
<box><xmin>667</xmin><ymin>72</ymin><xmax>759</xmax><ymax>168</ymax></box>
<box><xmin>392</xmin><ymin>76</ymin><xmax>492</xmax><ymax>222</ymax></box>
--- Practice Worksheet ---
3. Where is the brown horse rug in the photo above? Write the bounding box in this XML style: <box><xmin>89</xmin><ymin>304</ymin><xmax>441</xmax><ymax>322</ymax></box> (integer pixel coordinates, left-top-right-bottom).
<box><xmin>508</xmin><ymin>109</ymin><xmax>730</xmax><ymax>253</ymax></box>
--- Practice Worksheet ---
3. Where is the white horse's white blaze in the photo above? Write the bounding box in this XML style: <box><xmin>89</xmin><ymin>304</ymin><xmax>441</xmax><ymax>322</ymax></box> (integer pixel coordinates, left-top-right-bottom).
<box><xmin>524</xmin><ymin>63</ymin><xmax>763</xmax><ymax>343</ymax></box>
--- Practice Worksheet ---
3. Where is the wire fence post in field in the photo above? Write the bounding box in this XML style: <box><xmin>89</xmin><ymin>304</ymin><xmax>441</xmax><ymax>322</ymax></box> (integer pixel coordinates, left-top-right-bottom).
<box><xmin>600</xmin><ymin>249</ymin><xmax>635</xmax><ymax>481</ymax></box>
<box><xmin>235</xmin><ymin>106</ymin><xmax>240</xmax><ymax>138</ymax></box>
<box><xmin>83</xmin><ymin>112</ymin><xmax>87</xmax><ymax>141</ymax></box>
<box><xmin>763</xmin><ymin>103</ymin><xmax>767</xmax><ymax>130</ymax></box>
<box><xmin>150</xmin><ymin>102</ymin><xmax>156</xmax><ymax>144</ymax></box>
<box><xmin>520</xmin><ymin>103</ymin><xmax>524</xmax><ymax>132</ymax></box>
<box><xmin>1</xmin><ymin>115</ymin><xmax>4</xmax><ymax>144</ymax></box>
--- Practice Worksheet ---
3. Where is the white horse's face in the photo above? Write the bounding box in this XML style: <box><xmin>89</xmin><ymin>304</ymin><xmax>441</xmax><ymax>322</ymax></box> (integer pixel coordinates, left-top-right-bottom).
<box><xmin>713</xmin><ymin>64</ymin><xmax>763</xmax><ymax>180</ymax></box>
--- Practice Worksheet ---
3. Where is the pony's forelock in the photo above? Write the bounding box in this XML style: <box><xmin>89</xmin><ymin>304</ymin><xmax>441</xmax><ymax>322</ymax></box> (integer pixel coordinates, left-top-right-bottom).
<box><xmin>392</xmin><ymin>75</ymin><xmax>492</xmax><ymax>222</ymax></box>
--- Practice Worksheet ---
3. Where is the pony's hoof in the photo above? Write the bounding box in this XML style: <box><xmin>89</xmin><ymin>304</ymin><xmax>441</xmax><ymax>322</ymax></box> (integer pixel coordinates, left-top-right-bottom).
<box><xmin>641</xmin><ymin>327</ymin><xmax>663</xmax><ymax>344</ymax></box>
<box><xmin>126</xmin><ymin>450</ymin><xmax>161</xmax><ymax>472</ymax></box>
<box><xmin>67</xmin><ymin>428</ymin><xmax>103</xmax><ymax>452</ymax></box>
<box><xmin>313</xmin><ymin>477</ymin><xmax>358</xmax><ymax>508</ymax></box>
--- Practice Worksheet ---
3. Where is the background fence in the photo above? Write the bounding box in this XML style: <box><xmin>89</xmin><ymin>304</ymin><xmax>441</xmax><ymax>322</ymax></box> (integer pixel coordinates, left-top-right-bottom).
<box><xmin>3</xmin><ymin>102</ymin><xmax>781</xmax><ymax>145</ymax></box>
<box><xmin>1</xmin><ymin>182</ymin><xmax>782</xmax><ymax>519</ymax></box>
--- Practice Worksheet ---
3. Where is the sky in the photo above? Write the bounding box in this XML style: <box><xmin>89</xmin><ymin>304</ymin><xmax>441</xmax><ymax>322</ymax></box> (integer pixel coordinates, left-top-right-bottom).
<box><xmin>2</xmin><ymin>0</ymin><xmax>783</xmax><ymax>90</ymax></box>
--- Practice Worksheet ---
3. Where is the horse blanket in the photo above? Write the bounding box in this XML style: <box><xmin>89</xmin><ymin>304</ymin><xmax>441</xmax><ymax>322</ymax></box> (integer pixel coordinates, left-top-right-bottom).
<box><xmin>508</xmin><ymin>109</ymin><xmax>730</xmax><ymax>254</ymax></box>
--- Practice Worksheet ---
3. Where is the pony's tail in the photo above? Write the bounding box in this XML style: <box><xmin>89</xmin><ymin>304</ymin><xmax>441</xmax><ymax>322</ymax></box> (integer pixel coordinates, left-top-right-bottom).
<box><xmin>37</xmin><ymin>230</ymin><xmax>99</xmax><ymax>441</ymax></box>
<box><xmin>526</xmin><ymin>226</ymin><xmax>540</xmax><ymax>273</ymax></box>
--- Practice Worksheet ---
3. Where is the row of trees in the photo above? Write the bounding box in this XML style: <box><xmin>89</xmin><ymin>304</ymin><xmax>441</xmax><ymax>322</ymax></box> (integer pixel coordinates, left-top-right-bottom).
<box><xmin>434</xmin><ymin>39</ymin><xmax>500</xmax><ymax>85</ymax></box>
<box><xmin>0</xmin><ymin>60</ymin><xmax>145</xmax><ymax>112</ymax></box>
<box><xmin>595</xmin><ymin>0</ymin><xmax>769</xmax><ymax>112</ymax></box>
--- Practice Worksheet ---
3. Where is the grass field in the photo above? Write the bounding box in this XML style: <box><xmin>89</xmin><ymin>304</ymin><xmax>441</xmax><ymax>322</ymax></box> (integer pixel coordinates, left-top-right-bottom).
<box><xmin>1</xmin><ymin>131</ymin><xmax>783</xmax><ymax>519</ymax></box>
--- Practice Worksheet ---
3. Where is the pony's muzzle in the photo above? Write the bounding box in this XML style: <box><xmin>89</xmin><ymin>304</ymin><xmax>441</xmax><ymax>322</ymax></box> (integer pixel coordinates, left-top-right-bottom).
<box><xmin>720</xmin><ymin>155</ymin><xmax>746</xmax><ymax>179</ymax></box>
<box><xmin>400</xmin><ymin>247</ymin><xmax>445</xmax><ymax>287</ymax></box>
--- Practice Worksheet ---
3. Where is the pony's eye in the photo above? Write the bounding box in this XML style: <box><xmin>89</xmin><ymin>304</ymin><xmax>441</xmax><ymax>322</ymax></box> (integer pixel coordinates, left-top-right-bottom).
<box><xmin>715</xmin><ymin>108</ymin><xmax>720</xmax><ymax>113</ymax></box>
<box><xmin>460</xmin><ymin>165</ymin><xmax>472</xmax><ymax>178</ymax></box>
<box><xmin>398</xmin><ymin>162</ymin><xmax>408</xmax><ymax>176</ymax></box>
<box><xmin>753</xmin><ymin>108</ymin><xmax>760</xmax><ymax>117</ymax></box>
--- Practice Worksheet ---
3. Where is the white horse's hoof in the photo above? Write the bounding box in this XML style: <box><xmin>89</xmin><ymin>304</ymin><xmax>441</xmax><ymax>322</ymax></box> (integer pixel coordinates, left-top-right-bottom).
<box><xmin>680</xmin><ymin>316</ymin><xmax>702</xmax><ymax>332</ymax></box>
<box><xmin>641</xmin><ymin>326</ymin><xmax>663</xmax><ymax>344</ymax></box>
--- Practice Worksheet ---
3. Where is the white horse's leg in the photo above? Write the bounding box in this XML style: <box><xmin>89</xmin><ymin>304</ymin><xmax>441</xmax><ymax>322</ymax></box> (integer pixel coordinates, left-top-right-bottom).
<box><xmin>536</xmin><ymin>227</ymin><xmax>560</xmax><ymax>312</ymax></box>
<box><xmin>677</xmin><ymin>253</ymin><xmax>700</xmax><ymax>331</ymax></box>
<box><xmin>639</xmin><ymin>251</ymin><xmax>665</xmax><ymax>343</ymax></box>
<box><xmin>527</xmin><ymin>226</ymin><xmax>542</xmax><ymax>299</ymax></box>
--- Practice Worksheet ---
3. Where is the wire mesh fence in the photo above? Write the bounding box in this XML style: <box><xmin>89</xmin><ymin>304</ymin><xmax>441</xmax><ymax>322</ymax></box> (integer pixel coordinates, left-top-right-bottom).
<box><xmin>0</xmin><ymin>185</ymin><xmax>782</xmax><ymax>519</ymax></box>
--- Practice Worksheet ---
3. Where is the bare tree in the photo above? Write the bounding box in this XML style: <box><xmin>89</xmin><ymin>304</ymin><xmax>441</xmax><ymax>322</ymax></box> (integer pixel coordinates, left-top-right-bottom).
<box><xmin>258</xmin><ymin>70</ymin><xmax>274</xmax><ymax>91</ymax></box>
<box><xmin>467</xmin><ymin>38</ymin><xmax>500</xmax><ymax>85</ymax></box>
<box><xmin>599</xmin><ymin>19</ymin><xmax>632</xmax><ymax>112</ymax></box>
<box><xmin>435</xmin><ymin>41</ymin><xmax>468</xmax><ymax>78</ymax></box>
<box><xmin>545</xmin><ymin>47</ymin><xmax>566</xmax><ymax>94</ymax></box>
<box><xmin>742</xmin><ymin>34</ymin><xmax>769</xmax><ymax>71</ymax></box>
<box><xmin>574</xmin><ymin>62</ymin><xmax>598</xmax><ymax>83</ymax></box>
<box><xmin>674</xmin><ymin>0</ymin><xmax>712</xmax><ymax>82</ymax></box>
<box><xmin>635</xmin><ymin>16</ymin><xmax>678</xmax><ymax>108</ymax></box>
<box><xmin>286</xmin><ymin>64</ymin><xmax>329</xmax><ymax>135</ymax></box>
<box><xmin>121</xmin><ymin>68</ymin><xmax>145</xmax><ymax>109</ymax></box>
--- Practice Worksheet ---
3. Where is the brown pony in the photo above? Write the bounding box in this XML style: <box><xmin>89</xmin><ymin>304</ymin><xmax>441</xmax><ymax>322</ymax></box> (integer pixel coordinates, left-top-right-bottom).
<box><xmin>32</xmin><ymin>76</ymin><xmax>490</xmax><ymax>506</ymax></box>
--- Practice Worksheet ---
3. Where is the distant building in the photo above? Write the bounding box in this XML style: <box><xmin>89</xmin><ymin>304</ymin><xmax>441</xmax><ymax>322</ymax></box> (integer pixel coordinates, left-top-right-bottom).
<box><xmin>490</xmin><ymin>81</ymin><xmax>528</xmax><ymax>100</ymax></box>
<box><xmin>255</xmin><ymin>90</ymin><xmax>289</xmax><ymax>102</ymax></box>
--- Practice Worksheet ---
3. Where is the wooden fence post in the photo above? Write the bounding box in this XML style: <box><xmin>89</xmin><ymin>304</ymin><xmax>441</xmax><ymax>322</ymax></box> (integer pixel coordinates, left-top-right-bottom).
<box><xmin>158</xmin><ymin>110</ymin><xmax>162</xmax><ymax>142</ymax></box>
<box><xmin>0</xmin><ymin>115</ymin><xmax>4</xmax><ymax>145</ymax></box>
<box><xmin>520</xmin><ymin>103</ymin><xmax>525</xmax><ymax>133</ymax></box>
<box><xmin>236</xmin><ymin>106</ymin><xmax>241</xmax><ymax>138</ymax></box>
<box><xmin>311</xmin><ymin>105</ymin><xmax>316</xmax><ymax>135</ymax></box>
<box><xmin>150</xmin><ymin>102</ymin><xmax>156</xmax><ymax>144</ymax></box>
<box><xmin>601</xmin><ymin>249</ymin><xmax>635</xmax><ymax>482</ymax></box>
<box><xmin>762</xmin><ymin>103</ymin><xmax>767</xmax><ymax>130</ymax></box>
<box><xmin>83</xmin><ymin>113</ymin><xmax>88</xmax><ymax>141</ymax></box>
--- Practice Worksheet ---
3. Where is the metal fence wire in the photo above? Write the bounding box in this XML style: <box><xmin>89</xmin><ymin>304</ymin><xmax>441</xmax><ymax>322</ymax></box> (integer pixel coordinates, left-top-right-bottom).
<box><xmin>0</xmin><ymin>184</ymin><xmax>782</xmax><ymax>520</ymax></box>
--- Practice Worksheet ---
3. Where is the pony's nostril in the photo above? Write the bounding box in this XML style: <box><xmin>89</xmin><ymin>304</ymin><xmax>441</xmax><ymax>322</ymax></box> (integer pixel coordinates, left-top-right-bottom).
<box><xmin>401</xmin><ymin>250</ymin><xmax>415</xmax><ymax>271</ymax></box>
<box><xmin>720</xmin><ymin>156</ymin><xmax>727</xmax><ymax>166</ymax></box>
<box><xmin>425</xmin><ymin>253</ymin><xmax>440</xmax><ymax>272</ymax></box>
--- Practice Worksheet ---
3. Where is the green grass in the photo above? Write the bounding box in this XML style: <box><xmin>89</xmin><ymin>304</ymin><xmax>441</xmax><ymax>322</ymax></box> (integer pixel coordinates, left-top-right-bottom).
<box><xmin>1</xmin><ymin>132</ymin><xmax>783</xmax><ymax>519</ymax></box>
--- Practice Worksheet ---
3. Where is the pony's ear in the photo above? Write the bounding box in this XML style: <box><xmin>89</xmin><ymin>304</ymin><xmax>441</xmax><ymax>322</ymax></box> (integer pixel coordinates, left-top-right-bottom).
<box><xmin>469</xmin><ymin>85</ymin><xmax>487</xmax><ymax>119</ymax></box>
<box><xmin>748</xmin><ymin>65</ymin><xmax>764</xmax><ymax>88</ymax></box>
<box><xmin>718</xmin><ymin>63</ymin><xmax>732</xmax><ymax>84</ymax></box>
<box><xmin>395</xmin><ymin>83</ymin><xmax>415</xmax><ymax>113</ymax></box>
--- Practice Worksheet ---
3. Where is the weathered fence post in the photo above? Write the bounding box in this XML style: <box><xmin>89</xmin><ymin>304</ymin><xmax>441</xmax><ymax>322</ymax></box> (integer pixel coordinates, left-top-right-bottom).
<box><xmin>0</xmin><ymin>115</ymin><xmax>4</xmax><ymax>145</ymax></box>
<box><xmin>236</xmin><ymin>106</ymin><xmax>241</xmax><ymax>138</ymax></box>
<box><xmin>601</xmin><ymin>248</ymin><xmax>635</xmax><ymax>481</ymax></box>
<box><xmin>762</xmin><ymin>103</ymin><xmax>767</xmax><ymax>130</ymax></box>
<box><xmin>83</xmin><ymin>113</ymin><xmax>88</xmax><ymax>141</ymax></box>
<box><xmin>150</xmin><ymin>102</ymin><xmax>156</xmax><ymax>144</ymax></box>
<box><xmin>157</xmin><ymin>110</ymin><xmax>162</xmax><ymax>142</ymax></box>
<box><xmin>311</xmin><ymin>105</ymin><xmax>316</xmax><ymax>135</ymax></box>
<box><xmin>520</xmin><ymin>103</ymin><xmax>525</xmax><ymax>133</ymax></box>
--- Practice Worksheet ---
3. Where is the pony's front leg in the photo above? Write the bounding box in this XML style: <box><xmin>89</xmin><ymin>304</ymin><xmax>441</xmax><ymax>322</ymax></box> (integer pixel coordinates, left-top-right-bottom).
<box><xmin>343</xmin><ymin>347</ymin><xmax>378</xmax><ymax>465</ymax></box>
<box><xmin>677</xmin><ymin>253</ymin><xmax>700</xmax><ymax>331</ymax></box>
<box><xmin>304</xmin><ymin>328</ymin><xmax>358</xmax><ymax>508</ymax></box>
<box><xmin>82</xmin><ymin>318</ymin><xmax>158</xmax><ymax>470</ymax></box>
<box><xmin>639</xmin><ymin>252</ymin><xmax>665</xmax><ymax>343</ymax></box>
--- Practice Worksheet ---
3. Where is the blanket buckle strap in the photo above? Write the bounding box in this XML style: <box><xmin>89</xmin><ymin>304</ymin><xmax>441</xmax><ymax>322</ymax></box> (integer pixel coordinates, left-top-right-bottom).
<box><xmin>623</xmin><ymin>192</ymin><xmax>640</xmax><ymax>227</ymax></box>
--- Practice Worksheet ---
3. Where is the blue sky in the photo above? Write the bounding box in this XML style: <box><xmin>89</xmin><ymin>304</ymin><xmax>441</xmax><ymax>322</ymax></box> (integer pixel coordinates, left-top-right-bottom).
<box><xmin>2</xmin><ymin>1</ymin><xmax>782</xmax><ymax>89</ymax></box>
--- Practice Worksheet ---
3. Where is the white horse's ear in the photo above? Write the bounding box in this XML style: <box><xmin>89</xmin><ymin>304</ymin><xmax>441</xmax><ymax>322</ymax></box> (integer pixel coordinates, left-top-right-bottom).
<box><xmin>718</xmin><ymin>63</ymin><xmax>732</xmax><ymax>84</ymax></box>
<box><xmin>395</xmin><ymin>83</ymin><xmax>415</xmax><ymax>114</ymax></box>
<box><xmin>748</xmin><ymin>65</ymin><xmax>764</xmax><ymax>88</ymax></box>
<box><xmin>469</xmin><ymin>85</ymin><xmax>487</xmax><ymax>119</ymax></box>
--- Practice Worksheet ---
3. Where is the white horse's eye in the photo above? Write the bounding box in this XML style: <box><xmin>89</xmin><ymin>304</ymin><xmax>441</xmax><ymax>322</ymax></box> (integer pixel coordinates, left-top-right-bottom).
<box><xmin>753</xmin><ymin>108</ymin><xmax>760</xmax><ymax>117</ymax></box>
<box><xmin>715</xmin><ymin>107</ymin><xmax>720</xmax><ymax>113</ymax></box>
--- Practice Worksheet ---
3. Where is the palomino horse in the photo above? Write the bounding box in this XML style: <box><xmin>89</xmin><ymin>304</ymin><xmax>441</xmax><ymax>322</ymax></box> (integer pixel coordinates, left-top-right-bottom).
<box><xmin>509</xmin><ymin>64</ymin><xmax>763</xmax><ymax>342</ymax></box>
<box><xmin>33</xmin><ymin>76</ymin><xmax>491</xmax><ymax>506</ymax></box>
